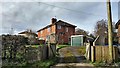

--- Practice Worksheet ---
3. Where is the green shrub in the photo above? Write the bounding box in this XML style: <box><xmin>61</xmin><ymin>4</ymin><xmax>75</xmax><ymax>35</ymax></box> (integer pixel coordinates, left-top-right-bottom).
<box><xmin>2</xmin><ymin>58</ymin><xmax>57</xmax><ymax>68</ymax></box>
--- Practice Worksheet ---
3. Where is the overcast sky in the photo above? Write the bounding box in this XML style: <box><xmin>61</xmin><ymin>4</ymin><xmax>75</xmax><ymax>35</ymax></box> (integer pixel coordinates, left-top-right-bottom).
<box><xmin>1</xmin><ymin>1</ymin><xmax>119</xmax><ymax>35</ymax></box>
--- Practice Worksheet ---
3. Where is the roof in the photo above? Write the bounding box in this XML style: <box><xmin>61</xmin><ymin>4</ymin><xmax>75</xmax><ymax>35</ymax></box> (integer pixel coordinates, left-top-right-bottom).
<box><xmin>18</xmin><ymin>31</ymin><xmax>37</xmax><ymax>36</ymax></box>
<box><xmin>58</xmin><ymin>20</ymin><xmax>76</xmax><ymax>27</ymax></box>
<box><xmin>37</xmin><ymin>20</ymin><xmax>77</xmax><ymax>32</ymax></box>
<box><xmin>115</xmin><ymin>19</ymin><xmax>120</xmax><ymax>29</ymax></box>
<box><xmin>37</xmin><ymin>24</ymin><xmax>54</xmax><ymax>32</ymax></box>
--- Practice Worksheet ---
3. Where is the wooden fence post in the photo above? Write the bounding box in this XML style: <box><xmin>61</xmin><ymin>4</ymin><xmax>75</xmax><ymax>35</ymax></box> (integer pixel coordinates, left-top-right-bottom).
<box><xmin>42</xmin><ymin>45</ymin><xmax>48</xmax><ymax>60</ymax></box>
<box><xmin>38</xmin><ymin>46</ymin><xmax>41</xmax><ymax>61</ymax></box>
<box><xmin>85</xmin><ymin>43</ymin><xmax>91</xmax><ymax>60</ymax></box>
<box><xmin>91</xmin><ymin>46</ymin><xmax>95</xmax><ymax>62</ymax></box>
<box><xmin>48</xmin><ymin>43</ymin><xmax>56</xmax><ymax>58</ymax></box>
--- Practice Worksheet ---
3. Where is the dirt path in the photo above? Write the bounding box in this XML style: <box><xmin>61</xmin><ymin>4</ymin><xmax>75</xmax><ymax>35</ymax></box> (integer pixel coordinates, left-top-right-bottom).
<box><xmin>51</xmin><ymin>46</ymin><xmax>94</xmax><ymax>68</ymax></box>
<box><xmin>58</xmin><ymin>46</ymin><xmax>88</xmax><ymax>63</ymax></box>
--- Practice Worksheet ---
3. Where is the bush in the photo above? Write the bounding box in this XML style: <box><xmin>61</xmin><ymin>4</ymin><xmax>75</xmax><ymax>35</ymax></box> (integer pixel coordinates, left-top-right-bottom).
<box><xmin>2</xmin><ymin>35</ymin><xmax>28</xmax><ymax>66</ymax></box>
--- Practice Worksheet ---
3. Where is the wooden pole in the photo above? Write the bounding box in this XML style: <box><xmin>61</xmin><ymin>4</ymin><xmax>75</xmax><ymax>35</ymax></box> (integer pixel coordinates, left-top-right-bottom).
<box><xmin>107</xmin><ymin>0</ymin><xmax>113</xmax><ymax>62</ymax></box>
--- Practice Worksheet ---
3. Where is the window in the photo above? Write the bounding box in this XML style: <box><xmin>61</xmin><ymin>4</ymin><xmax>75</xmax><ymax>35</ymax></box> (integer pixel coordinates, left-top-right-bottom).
<box><xmin>57</xmin><ymin>25</ymin><xmax>61</xmax><ymax>29</ymax></box>
<box><xmin>48</xmin><ymin>27</ymin><xmax>50</xmax><ymax>32</ymax></box>
<box><xmin>66</xmin><ymin>27</ymin><xmax>68</xmax><ymax>32</ymax></box>
<box><xmin>41</xmin><ymin>31</ymin><xmax>43</xmax><ymax>34</ymax></box>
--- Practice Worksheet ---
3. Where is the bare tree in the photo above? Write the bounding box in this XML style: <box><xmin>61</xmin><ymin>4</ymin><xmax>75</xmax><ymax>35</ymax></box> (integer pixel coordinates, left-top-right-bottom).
<box><xmin>94</xmin><ymin>19</ymin><xmax>108</xmax><ymax>37</ymax></box>
<box><xmin>94</xmin><ymin>19</ymin><xmax>117</xmax><ymax>45</ymax></box>
<box><xmin>94</xmin><ymin>19</ymin><xmax>108</xmax><ymax>45</ymax></box>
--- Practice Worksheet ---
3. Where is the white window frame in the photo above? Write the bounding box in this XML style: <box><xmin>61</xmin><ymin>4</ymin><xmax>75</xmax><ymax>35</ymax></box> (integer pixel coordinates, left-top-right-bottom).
<box><xmin>41</xmin><ymin>31</ymin><xmax>43</xmax><ymax>34</ymax></box>
<box><xmin>66</xmin><ymin>27</ymin><xmax>68</xmax><ymax>32</ymax></box>
<box><xmin>48</xmin><ymin>27</ymin><xmax>50</xmax><ymax>32</ymax></box>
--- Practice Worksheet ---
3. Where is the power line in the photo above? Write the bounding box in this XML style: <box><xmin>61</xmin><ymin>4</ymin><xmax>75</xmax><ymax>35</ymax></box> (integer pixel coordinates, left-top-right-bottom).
<box><xmin>38</xmin><ymin>2</ymin><xmax>106</xmax><ymax>17</ymax></box>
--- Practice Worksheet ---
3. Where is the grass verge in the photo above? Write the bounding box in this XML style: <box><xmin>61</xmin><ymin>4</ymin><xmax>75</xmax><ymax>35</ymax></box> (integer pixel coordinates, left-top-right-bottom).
<box><xmin>2</xmin><ymin>57</ymin><xmax>57</xmax><ymax>68</ymax></box>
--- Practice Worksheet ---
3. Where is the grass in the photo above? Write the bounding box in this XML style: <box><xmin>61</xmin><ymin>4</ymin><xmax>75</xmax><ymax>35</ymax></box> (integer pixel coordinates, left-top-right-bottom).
<box><xmin>25</xmin><ymin>58</ymin><xmax>57</xmax><ymax>68</ymax></box>
<box><xmin>56</xmin><ymin>45</ymin><xmax>69</xmax><ymax>54</ymax></box>
<box><xmin>57</xmin><ymin>45</ymin><xmax>69</xmax><ymax>49</ymax></box>
<box><xmin>25</xmin><ymin>44</ymin><xmax>43</xmax><ymax>48</ymax></box>
<box><xmin>2</xmin><ymin>57</ymin><xmax>57</xmax><ymax>68</ymax></box>
<box><xmin>77</xmin><ymin>46</ymin><xmax>86</xmax><ymax>55</ymax></box>
<box><xmin>92</xmin><ymin>62</ymin><xmax>107</xmax><ymax>67</ymax></box>
<box><xmin>64</xmin><ymin>50</ymin><xmax>76</xmax><ymax>62</ymax></box>
<box><xmin>26</xmin><ymin>44</ymin><xmax>69</xmax><ymax>48</ymax></box>
<box><xmin>91</xmin><ymin>59</ymin><xmax>120</xmax><ymax>67</ymax></box>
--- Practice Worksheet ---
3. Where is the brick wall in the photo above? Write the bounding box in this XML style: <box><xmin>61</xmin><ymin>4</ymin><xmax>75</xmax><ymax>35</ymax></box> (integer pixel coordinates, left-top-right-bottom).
<box><xmin>38</xmin><ymin>22</ymin><xmax>75</xmax><ymax>44</ymax></box>
<box><xmin>56</xmin><ymin>25</ymin><xmax>75</xmax><ymax>44</ymax></box>
<box><xmin>38</xmin><ymin>25</ymin><xmax>56</xmax><ymax>40</ymax></box>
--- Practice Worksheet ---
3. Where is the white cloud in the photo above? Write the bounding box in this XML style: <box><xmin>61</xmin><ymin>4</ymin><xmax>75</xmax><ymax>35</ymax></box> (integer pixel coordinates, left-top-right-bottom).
<box><xmin>1</xmin><ymin>2</ymin><xmax>118</xmax><ymax>35</ymax></box>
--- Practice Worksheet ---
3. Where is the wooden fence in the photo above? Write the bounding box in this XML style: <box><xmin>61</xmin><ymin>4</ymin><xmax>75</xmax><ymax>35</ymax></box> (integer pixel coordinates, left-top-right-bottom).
<box><xmin>86</xmin><ymin>45</ymin><xmax>119</xmax><ymax>62</ymax></box>
<box><xmin>48</xmin><ymin>44</ymin><xmax>56</xmax><ymax>58</ymax></box>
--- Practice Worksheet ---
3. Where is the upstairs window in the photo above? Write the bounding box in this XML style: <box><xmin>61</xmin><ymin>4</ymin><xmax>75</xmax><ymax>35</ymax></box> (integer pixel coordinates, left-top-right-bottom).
<box><xmin>41</xmin><ymin>31</ymin><xmax>43</xmax><ymax>34</ymax></box>
<box><xmin>48</xmin><ymin>27</ymin><xmax>50</xmax><ymax>32</ymax></box>
<box><xmin>57</xmin><ymin>25</ymin><xmax>61</xmax><ymax>29</ymax></box>
<box><xmin>66</xmin><ymin>27</ymin><xmax>68</xmax><ymax>32</ymax></box>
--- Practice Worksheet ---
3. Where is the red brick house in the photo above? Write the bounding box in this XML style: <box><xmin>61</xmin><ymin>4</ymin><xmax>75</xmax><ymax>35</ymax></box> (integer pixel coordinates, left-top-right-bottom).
<box><xmin>37</xmin><ymin>18</ymin><xmax>76</xmax><ymax>44</ymax></box>
<box><xmin>115</xmin><ymin>19</ymin><xmax>120</xmax><ymax>44</ymax></box>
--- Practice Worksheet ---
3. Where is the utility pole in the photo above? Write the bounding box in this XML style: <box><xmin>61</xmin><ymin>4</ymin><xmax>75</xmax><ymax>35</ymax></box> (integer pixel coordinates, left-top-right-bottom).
<box><xmin>107</xmin><ymin>0</ymin><xmax>113</xmax><ymax>62</ymax></box>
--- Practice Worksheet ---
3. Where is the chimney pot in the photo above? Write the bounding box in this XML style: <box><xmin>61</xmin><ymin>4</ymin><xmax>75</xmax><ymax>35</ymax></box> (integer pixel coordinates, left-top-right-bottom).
<box><xmin>51</xmin><ymin>18</ymin><xmax>57</xmax><ymax>24</ymax></box>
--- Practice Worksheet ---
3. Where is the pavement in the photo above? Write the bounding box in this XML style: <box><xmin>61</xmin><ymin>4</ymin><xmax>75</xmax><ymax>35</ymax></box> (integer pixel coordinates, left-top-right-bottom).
<box><xmin>50</xmin><ymin>63</ymin><xmax>94</xmax><ymax>68</ymax></box>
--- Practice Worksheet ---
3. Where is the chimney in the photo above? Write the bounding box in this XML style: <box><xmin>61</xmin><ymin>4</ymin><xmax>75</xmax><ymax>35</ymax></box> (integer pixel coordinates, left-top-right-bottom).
<box><xmin>51</xmin><ymin>18</ymin><xmax>57</xmax><ymax>24</ymax></box>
